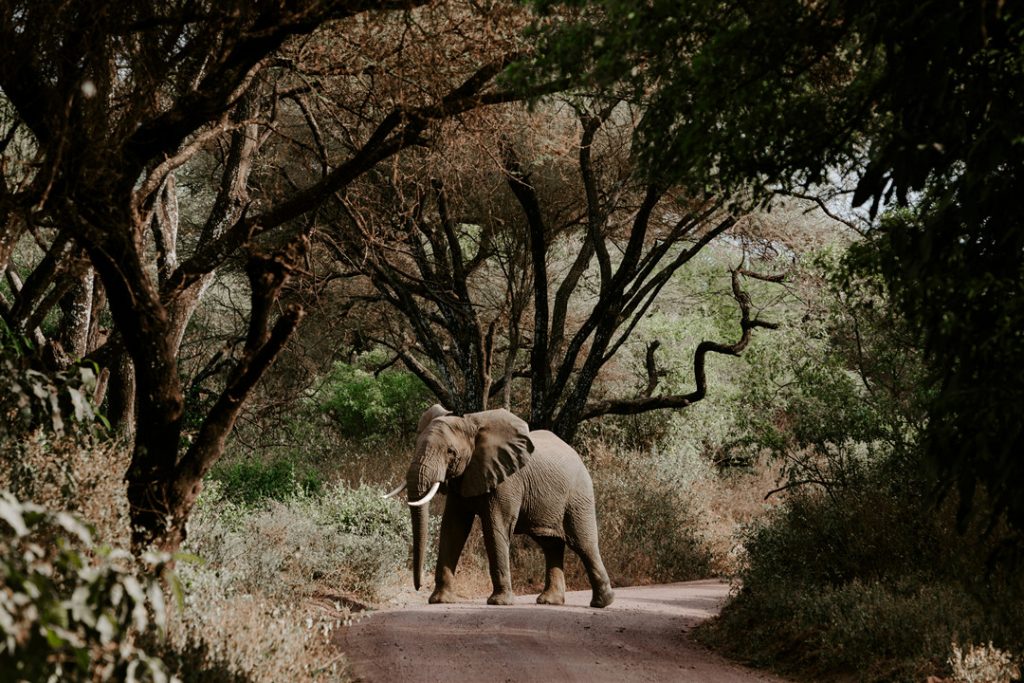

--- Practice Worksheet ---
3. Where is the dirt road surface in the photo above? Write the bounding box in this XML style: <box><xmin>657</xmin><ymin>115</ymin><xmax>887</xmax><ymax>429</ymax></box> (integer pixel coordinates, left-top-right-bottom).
<box><xmin>336</xmin><ymin>580</ymin><xmax>785</xmax><ymax>682</ymax></box>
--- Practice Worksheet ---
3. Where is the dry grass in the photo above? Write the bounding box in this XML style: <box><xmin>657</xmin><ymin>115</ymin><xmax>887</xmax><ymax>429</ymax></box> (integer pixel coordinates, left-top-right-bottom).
<box><xmin>697</xmin><ymin>457</ymin><xmax>786</xmax><ymax>576</ymax></box>
<box><xmin>164</xmin><ymin>573</ymin><xmax>350</xmax><ymax>683</ymax></box>
<box><xmin>0</xmin><ymin>429</ymin><xmax>131</xmax><ymax>548</ymax></box>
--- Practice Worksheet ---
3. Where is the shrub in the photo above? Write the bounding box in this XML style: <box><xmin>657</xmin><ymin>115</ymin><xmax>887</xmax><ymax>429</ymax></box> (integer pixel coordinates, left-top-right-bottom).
<box><xmin>698</xmin><ymin>473</ymin><xmax>1024</xmax><ymax>682</ymax></box>
<box><xmin>316</xmin><ymin>353</ymin><xmax>429</xmax><ymax>438</ymax></box>
<box><xmin>949</xmin><ymin>641</ymin><xmax>1021</xmax><ymax>683</ymax></box>
<box><xmin>591</xmin><ymin>447</ymin><xmax>714</xmax><ymax>585</ymax></box>
<box><xmin>184</xmin><ymin>481</ymin><xmax>413</xmax><ymax>603</ymax></box>
<box><xmin>0</xmin><ymin>492</ymin><xmax>175</xmax><ymax>682</ymax></box>
<box><xmin>0</xmin><ymin>431</ymin><xmax>132</xmax><ymax>549</ymax></box>
<box><xmin>162</xmin><ymin>581</ymin><xmax>344</xmax><ymax>683</ymax></box>
<box><xmin>154</xmin><ymin>480</ymin><xmax>423</xmax><ymax>682</ymax></box>
<box><xmin>691</xmin><ymin>252</ymin><xmax>1024</xmax><ymax>681</ymax></box>
<box><xmin>0</xmin><ymin>346</ymin><xmax>129</xmax><ymax>548</ymax></box>
<box><xmin>208</xmin><ymin>458</ymin><xmax>322</xmax><ymax>506</ymax></box>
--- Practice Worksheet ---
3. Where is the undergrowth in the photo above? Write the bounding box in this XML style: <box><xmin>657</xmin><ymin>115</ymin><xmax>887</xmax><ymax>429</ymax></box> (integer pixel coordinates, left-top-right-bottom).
<box><xmin>697</xmin><ymin>461</ymin><xmax>1024</xmax><ymax>682</ymax></box>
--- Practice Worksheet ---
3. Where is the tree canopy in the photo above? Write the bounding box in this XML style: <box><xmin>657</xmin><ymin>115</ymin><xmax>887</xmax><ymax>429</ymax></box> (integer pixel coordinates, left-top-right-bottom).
<box><xmin>0</xmin><ymin>0</ymin><xmax>535</xmax><ymax>550</ymax></box>
<box><xmin>317</xmin><ymin>102</ymin><xmax>781</xmax><ymax>440</ymax></box>
<box><xmin>526</xmin><ymin>0</ymin><xmax>1024</xmax><ymax>531</ymax></box>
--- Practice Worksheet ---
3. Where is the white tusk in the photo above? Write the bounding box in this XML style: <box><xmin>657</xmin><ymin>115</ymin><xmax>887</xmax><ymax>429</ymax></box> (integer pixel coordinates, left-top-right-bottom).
<box><xmin>382</xmin><ymin>482</ymin><xmax>407</xmax><ymax>499</ymax></box>
<box><xmin>407</xmin><ymin>481</ymin><xmax>441</xmax><ymax>507</ymax></box>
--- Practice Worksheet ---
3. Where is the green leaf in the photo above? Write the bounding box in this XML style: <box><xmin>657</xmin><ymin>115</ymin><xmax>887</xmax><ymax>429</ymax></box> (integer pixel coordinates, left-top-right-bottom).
<box><xmin>44</xmin><ymin>626</ymin><xmax>65</xmax><ymax>648</ymax></box>
<box><xmin>0</xmin><ymin>494</ymin><xmax>29</xmax><ymax>536</ymax></box>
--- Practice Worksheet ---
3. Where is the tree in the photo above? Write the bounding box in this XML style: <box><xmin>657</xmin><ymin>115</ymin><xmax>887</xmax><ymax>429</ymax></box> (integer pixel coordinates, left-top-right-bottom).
<box><xmin>526</xmin><ymin>0</ymin><xmax>1024</xmax><ymax>530</ymax></box>
<box><xmin>0</xmin><ymin>0</ymin><xmax>535</xmax><ymax>551</ymax></box>
<box><xmin>320</xmin><ymin>101</ymin><xmax>781</xmax><ymax>441</ymax></box>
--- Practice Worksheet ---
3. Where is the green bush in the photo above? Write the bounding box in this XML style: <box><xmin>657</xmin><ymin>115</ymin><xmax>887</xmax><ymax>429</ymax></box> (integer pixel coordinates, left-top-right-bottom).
<box><xmin>697</xmin><ymin>254</ymin><xmax>1023</xmax><ymax>681</ymax></box>
<box><xmin>0</xmin><ymin>491</ymin><xmax>175</xmax><ymax>682</ymax></box>
<box><xmin>699</xmin><ymin>471</ymin><xmax>1024</xmax><ymax>682</ymax></box>
<box><xmin>208</xmin><ymin>459</ymin><xmax>321</xmax><ymax>506</ymax></box>
<box><xmin>317</xmin><ymin>353</ymin><xmax>429</xmax><ymax>438</ymax></box>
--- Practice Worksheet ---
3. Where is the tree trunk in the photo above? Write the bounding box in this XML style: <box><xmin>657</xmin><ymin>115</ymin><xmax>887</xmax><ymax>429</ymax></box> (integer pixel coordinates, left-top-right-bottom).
<box><xmin>107</xmin><ymin>351</ymin><xmax>136</xmax><ymax>441</ymax></box>
<box><xmin>58</xmin><ymin>267</ymin><xmax>94</xmax><ymax>359</ymax></box>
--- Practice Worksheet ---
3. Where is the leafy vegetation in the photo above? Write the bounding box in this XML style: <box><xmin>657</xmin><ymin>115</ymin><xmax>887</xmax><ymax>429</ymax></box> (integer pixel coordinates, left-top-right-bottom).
<box><xmin>697</xmin><ymin>254</ymin><xmax>1023</xmax><ymax>680</ymax></box>
<box><xmin>317</xmin><ymin>355</ymin><xmax>430</xmax><ymax>438</ymax></box>
<box><xmin>209</xmin><ymin>459</ymin><xmax>322</xmax><ymax>506</ymax></box>
<box><xmin>529</xmin><ymin>0</ymin><xmax>1024</xmax><ymax>533</ymax></box>
<box><xmin>0</xmin><ymin>492</ymin><xmax>175</xmax><ymax>682</ymax></box>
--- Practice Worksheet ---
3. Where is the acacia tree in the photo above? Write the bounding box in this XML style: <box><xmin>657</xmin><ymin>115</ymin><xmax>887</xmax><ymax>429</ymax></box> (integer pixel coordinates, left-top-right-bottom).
<box><xmin>321</xmin><ymin>102</ymin><xmax>781</xmax><ymax>441</ymax></box>
<box><xmin>0</xmin><ymin>0</ymin><xmax>538</xmax><ymax>551</ymax></box>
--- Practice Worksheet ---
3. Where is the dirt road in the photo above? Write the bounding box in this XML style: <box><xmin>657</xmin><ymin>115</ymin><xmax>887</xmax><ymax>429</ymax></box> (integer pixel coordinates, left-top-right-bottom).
<box><xmin>336</xmin><ymin>580</ymin><xmax>785</xmax><ymax>682</ymax></box>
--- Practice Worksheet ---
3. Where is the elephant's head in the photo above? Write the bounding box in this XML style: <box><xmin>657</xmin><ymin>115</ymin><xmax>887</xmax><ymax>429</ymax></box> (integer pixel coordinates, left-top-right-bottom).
<box><xmin>401</xmin><ymin>404</ymin><xmax>534</xmax><ymax>590</ymax></box>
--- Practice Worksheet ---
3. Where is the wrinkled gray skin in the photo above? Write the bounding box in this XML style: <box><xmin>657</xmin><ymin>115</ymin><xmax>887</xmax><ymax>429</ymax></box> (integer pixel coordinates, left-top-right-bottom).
<box><xmin>406</xmin><ymin>404</ymin><xmax>615</xmax><ymax>608</ymax></box>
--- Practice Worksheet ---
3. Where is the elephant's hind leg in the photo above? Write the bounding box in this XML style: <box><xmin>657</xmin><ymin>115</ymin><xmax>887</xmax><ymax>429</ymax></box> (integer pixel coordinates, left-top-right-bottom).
<box><xmin>534</xmin><ymin>536</ymin><xmax>566</xmax><ymax>605</ymax></box>
<box><xmin>565</xmin><ymin>499</ymin><xmax>615</xmax><ymax>608</ymax></box>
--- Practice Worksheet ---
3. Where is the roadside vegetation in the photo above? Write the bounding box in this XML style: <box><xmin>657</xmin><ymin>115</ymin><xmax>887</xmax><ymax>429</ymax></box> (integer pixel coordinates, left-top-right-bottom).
<box><xmin>696</xmin><ymin>246</ymin><xmax>1024</xmax><ymax>681</ymax></box>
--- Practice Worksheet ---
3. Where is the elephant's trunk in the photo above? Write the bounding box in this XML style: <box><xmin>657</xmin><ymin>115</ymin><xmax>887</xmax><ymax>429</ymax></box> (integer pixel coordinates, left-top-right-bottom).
<box><xmin>410</xmin><ymin>502</ymin><xmax>429</xmax><ymax>591</ymax></box>
<box><xmin>406</xmin><ymin>455</ymin><xmax>446</xmax><ymax>590</ymax></box>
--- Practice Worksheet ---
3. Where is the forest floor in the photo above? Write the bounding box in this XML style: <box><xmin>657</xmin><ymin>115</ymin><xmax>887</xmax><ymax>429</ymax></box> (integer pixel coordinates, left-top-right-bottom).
<box><xmin>336</xmin><ymin>579</ymin><xmax>788</xmax><ymax>682</ymax></box>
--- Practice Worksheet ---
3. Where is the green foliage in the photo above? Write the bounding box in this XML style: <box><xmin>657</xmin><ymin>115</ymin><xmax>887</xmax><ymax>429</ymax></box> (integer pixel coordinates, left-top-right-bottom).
<box><xmin>316</xmin><ymin>352</ymin><xmax>429</xmax><ymax>438</ymax></box>
<box><xmin>1</xmin><ymin>355</ymin><xmax>109</xmax><ymax>438</ymax></box>
<box><xmin>701</xmin><ymin>473</ymin><xmax>1024</xmax><ymax>682</ymax></box>
<box><xmin>520</xmin><ymin>0</ymin><xmax>872</xmax><ymax>197</ymax></box>
<box><xmin>0</xmin><ymin>492</ymin><xmax>176</xmax><ymax>682</ymax></box>
<box><xmin>579</xmin><ymin>249</ymin><xmax>783</xmax><ymax>462</ymax></box>
<box><xmin>208</xmin><ymin>458</ymin><xmax>321</xmax><ymax>506</ymax></box>
<box><xmin>0</xmin><ymin>317</ymin><xmax>33</xmax><ymax>357</ymax></box>
<box><xmin>699</xmin><ymin>258</ymin><xmax>1024</xmax><ymax>680</ymax></box>
<box><xmin>738</xmin><ymin>251</ymin><xmax>930</xmax><ymax>495</ymax></box>
<box><xmin>868</xmin><ymin>205</ymin><xmax>1024</xmax><ymax>530</ymax></box>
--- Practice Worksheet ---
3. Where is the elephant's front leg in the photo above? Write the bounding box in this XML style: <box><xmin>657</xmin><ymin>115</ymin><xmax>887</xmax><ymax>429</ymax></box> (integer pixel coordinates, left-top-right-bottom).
<box><xmin>430</xmin><ymin>496</ymin><xmax>473</xmax><ymax>604</ymax></box>
<box><xmin>480</xmin><ymin>505</ymin><xmax>516</xmax><ymax>605</ymax></box>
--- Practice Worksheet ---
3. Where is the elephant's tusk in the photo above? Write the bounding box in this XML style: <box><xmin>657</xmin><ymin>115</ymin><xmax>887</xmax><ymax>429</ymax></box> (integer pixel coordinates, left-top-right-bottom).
<box><xmin>407</xmin><ymin>481</ymin><xmax>441</xmax><ymax>507</ymax></box>
<box><xmin>382</xmin><ymin>482</ymin><xmax>407</xmax><ymax>499</ymax></box>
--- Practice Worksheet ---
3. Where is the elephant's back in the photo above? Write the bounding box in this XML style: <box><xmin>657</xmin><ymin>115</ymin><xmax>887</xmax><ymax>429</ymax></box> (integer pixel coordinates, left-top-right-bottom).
<box><xmin>528</xmin><ymin>430</ymin><xmax>583</xmax><ymax>463</ymax></box>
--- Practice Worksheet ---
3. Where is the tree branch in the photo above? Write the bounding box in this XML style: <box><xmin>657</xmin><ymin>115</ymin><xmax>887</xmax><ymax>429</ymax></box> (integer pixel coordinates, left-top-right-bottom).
<box><xmin>164</xmin><ymin>58</ymin><xmax>529</xmax><ymax>299</ymax></box>
<box><xmin>643</xmin><ymin>340</ymin><xmax>665</xmax><ymax>397</ymax></box>
<box><xmin>174</xmin><ymin>237</ymin><xmax>308</xmax><ymax>485</ymax></box>
<box><xmin>580</xmin><ymin>269</ymin><xmax>780</xmax><ymax>420</ymax></box>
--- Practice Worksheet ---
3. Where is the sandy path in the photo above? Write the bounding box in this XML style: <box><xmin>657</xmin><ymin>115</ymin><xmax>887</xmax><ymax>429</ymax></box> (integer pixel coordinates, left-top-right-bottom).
<box><xmin>336</xmin><ymin>580</ymin><xmax>786</xmax><ymax>682</ymax></box>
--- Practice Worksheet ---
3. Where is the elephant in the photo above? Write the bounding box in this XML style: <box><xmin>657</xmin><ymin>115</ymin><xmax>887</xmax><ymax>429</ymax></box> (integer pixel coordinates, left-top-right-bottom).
<box><xmin>387</xmin><ymin>404</ymin><xmax>615</xmax><ymax>608</ymax></box>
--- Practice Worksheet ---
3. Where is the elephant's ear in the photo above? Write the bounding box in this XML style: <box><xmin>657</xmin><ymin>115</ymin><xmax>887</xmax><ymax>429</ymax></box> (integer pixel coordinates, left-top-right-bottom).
<box><xmin>417</xmin><ymin>403</ymin><xmax>452</xmax><ymax>434</ymax></box>
<box><xmin>460</xmin><ymin>409</ymin><xmax>534</xmax><ymax>497</ymax></box>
